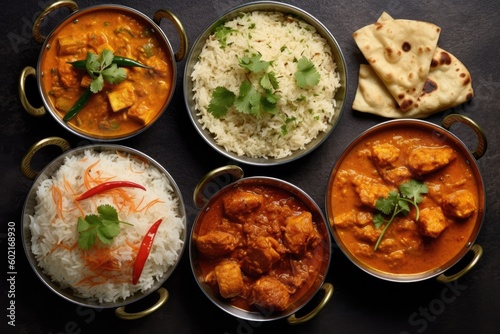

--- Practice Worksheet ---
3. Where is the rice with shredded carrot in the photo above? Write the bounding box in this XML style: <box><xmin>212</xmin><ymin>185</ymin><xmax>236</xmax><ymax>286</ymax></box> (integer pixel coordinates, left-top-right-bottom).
<box><xmin>29</xmin><ymin>150</ymin><xmax>185</xmax><ymax>303</ymax></box>
<box><xmin>191</xmin><ymin>11</ymin><xmax>341</xmax><ymax>159</ymax></box>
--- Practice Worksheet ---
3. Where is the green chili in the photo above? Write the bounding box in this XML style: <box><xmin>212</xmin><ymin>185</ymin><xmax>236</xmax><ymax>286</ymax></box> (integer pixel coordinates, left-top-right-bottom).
<box><xmin>63</xmin><ymin>87</ymin><xmax>92</xmax><ymax>122</ymax></box>
<box><xmin>67</xmin><ymin>56</ymin><xmax>151</xmax><ymax>70</ymax></box>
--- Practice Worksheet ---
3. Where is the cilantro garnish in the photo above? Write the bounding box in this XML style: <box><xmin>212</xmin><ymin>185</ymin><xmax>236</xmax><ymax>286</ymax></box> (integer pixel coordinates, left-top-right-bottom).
<box><xmin>207</xmin><ymin>87</ymin><xmax>236</xmax><ymax>118</ymax></box>
<box><xmin>77</xmin><ymin>204</ymin><xmax>132</xmax><ymax>250</ymax></box>
<box><xmin>294</xmin><ymin>56</ymin><xmax>320</xmax><ymax>89</ymax></box>
<box><xmin>214</xmin><ymin>25</ymin><xmax>237</xmax><ymax>48</ymax></box>
<box><xmin>85</xmin><ymin>50</ymin><xmax>127</xmax><ymax>93</ymax></box>
<box><xmin>372</xmin><ymin>180</ymin><xmax>428</xmax><ymax>251</ymax></box>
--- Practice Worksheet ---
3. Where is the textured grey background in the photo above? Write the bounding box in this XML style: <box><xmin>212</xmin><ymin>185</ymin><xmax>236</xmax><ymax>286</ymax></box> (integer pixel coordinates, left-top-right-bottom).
<box><xmin>1</xmin><ymin>0</ymin><xmax>499</xmax><ymax>333</ymax></box>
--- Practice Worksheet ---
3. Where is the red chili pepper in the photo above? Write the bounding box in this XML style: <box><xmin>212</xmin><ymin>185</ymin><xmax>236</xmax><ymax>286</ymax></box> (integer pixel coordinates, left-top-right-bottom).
<box><xmin>132</xmin><ymin>218</ymin><xmax>163</xmax><ymax>285</ymax></box>
<box><xmin>75</xmin><ymin>181</ymin><xmax>146</xmax><ymax>201</ymax></box>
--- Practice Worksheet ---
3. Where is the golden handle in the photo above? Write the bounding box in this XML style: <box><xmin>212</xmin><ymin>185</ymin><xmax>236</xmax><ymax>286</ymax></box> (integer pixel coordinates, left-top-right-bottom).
<box><xmin>153</xmin><ymin>9</ymin><xmax>188</xmax><ymax>62</ymax></box>
<box><xmin>115</xmin><ymin>287</ymin><xmax>169</xmax><ymax>320</ymax></box>
<box><xmin>19</xmin><ymin>66</ymin><xmax>46</xmax><ymax>117</ymax></box>
<box><xmin>21</xmin><ymin>137</ymin><xmax>70</xmax><ymax>179</ymax></box>
<box><xmin>442</xmin><ymin>114</ymin><xmax>487</xmax><ymax>159</ymax></box>
<box><xmin>32</xmin><ymin>0</ymin><xmax>78</xmax><ymax>43</ymax></box>
<box><xmin>436</xmin><ymin>244</ymin><xmax>483</xmax><ymax>283</ymax></box>
<box><xmin>193</xmin><ymin>165</ymin><xmax>244</xmax><ymax>208</ymax></box>
<box><xmin>287</xmin><ymin>282</ymin><xmax>334</xmax><ymax>325</ymax></box>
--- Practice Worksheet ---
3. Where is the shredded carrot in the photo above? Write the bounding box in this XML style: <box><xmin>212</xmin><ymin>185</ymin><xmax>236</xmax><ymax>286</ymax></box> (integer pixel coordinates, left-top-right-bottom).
<box><xmin>51</xmin><ymin>185</ymin><xmax>64</xmax><ymax>222</ymax></box>
<box><xmin>137</xmin><ymin>198</ymin><xmax>165</xmax><ymax>213</ymax></box>
<box><xmin>83</xmin><ymin>160</ymin><xmax>101</xmax><ymax>190</ymax></box>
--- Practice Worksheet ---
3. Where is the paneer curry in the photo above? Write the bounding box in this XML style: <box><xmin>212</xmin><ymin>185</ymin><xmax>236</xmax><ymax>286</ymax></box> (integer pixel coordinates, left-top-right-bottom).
<box><xmin>193</xmin><ymin>184</ymin><xmax>328</xmax><ymax>313</ymax></box>
<box><xmin>328</xmin><ymin>125</ymin><xmax>481</xmax><ymax>276</ymax></box>
<box><xmin>40</xmin><ymin>9</ymin><xmax>173</xmax><ymax>138</ymax></box>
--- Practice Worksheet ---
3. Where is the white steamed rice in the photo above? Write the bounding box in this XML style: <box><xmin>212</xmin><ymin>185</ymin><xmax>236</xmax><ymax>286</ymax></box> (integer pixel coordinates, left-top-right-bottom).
<box><xmin>29</xmin><ymin>150</ymin><xmax>184</xmax><ymax>303</ymax></box>
<box><xmin>191</xmin><ymin>11</ymin><xmax>341</xmax><ymax>159</ymax></box>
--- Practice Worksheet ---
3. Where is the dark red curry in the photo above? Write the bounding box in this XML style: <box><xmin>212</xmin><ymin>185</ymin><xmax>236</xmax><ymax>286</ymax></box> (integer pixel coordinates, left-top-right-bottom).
<box><xmin>193</xmin><ymin>184</ymin><xmax>328</xmax><ymax>313</ymax></box>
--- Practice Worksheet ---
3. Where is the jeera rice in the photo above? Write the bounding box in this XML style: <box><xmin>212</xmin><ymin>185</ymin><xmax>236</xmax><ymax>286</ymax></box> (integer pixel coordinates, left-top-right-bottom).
<box><xmin>29</xmin><ymin>150</ymin><xmax>184</xmax><ymax>303</ymax></box>
<box><xmin>191</xmin><ymin>11</ymin><xmax>341</xmax><ymax>159</ymax></box>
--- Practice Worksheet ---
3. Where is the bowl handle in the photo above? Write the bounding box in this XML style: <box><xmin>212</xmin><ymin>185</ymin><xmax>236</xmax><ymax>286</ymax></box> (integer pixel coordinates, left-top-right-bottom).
<box><xmin>115</xmin><ymin>287</ymin><xmax>169</xmax><ymax>320</ymax></box>
<box><xmin>21</xmin><ymin>137</ymin><xmax>70</xmax><ymax>179</ymax></box>
<box><xmin>32</xmin><ymin>0</ymin><xmax>79</xmax><ymax>44</ymax></box>
<box><xmin>19</xmin><ymin>66</ymin><xmax>46</xmax><ymax>117</ymax></box>
<box><xmin>287</xmin><ymin>282</ymin><xmax>334</xmax><ymax>325</ymax></box>
<box><xmin>193</xmin><ymin>165</ymin><xmax>244</xmax><ymax>208</ymax></box>
<box><xmin>442</xmin><ymin>114</ymin><xmax>487</xmax><ymax>160</ymax></box>
<box><xmin>153</xmin><ymin>9</ymin><xmax>188</xmax><ymax>62</ymax></box>
<box><xmin>436</xmin><ymin>244</ymin><xmax>483</xmax><ymax>283</ymax></box>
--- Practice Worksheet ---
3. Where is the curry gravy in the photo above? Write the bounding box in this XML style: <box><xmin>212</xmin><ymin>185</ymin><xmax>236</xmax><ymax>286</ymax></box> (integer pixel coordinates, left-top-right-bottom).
<box><xmin>40</xmin><ymin>9</ymin><xmax>173</xmax><ymax>139</ymax></box>
<box><xmin>330</xmin><ymin>126</ymin><xmax>480</xmax><ymax>275</ymax></box>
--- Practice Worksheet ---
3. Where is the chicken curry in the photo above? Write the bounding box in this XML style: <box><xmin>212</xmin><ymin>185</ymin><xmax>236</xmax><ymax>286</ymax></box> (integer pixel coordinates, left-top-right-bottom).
<box><xmin>193</xmin><ymin>184</ymin><xmax>328</xmax><ymax>313</ymax></box>
<box><xmin>329</xmin><ymin>125</ymin><xmax>481</xmax><ymax>275</ymax></box>
<box><xmin>40</xmin><ymin>9</ymin><xmax>173</xmax><ymax>139</ymax></box>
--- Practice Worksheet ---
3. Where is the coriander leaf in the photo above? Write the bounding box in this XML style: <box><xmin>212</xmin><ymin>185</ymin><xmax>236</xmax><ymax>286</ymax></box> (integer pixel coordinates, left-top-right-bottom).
<box><xmin>260</xmin><ymin>72</ymin><xmax>279</xmax><ymax>92</ymax></box>
<box><xmin>76</xmin><ymin>204</ymin><xmax>132</xmax><ymax>250</ymax></box>
<box><xmin>294</xmin><ymin>56</ymin><xmax>320</xmax><ymax>89</ymax></box>
<box><xmin>208</xmin><ymin>86</ymin><xmax>236</xmax><ymax>118</ymax></box>
<box><xmin>260</xmin><ymin>93</ymin><xmax>279</xmax><ymax>115</ymax></box>
<box><xmin>214</xmin><ymin>25</ymin><xmax>236</xmax><ymax>48</ymax></box>
<box><xmin>77</xmin><ymin>217</ymin><xmax>91</xmax><ymax>233</ymax></box>
<box><xmin>98</xmin><ymin>223</ymin><xmax>120</xmax><ymax>239</ymax></box>
<box><xmin>78</xmin><ymin>230</ymin><xmax>95</xmax><ymax>250</ymax></box>
<box><xmin>96</xmin><ymin>228</ymin><xmax>114</xmax><ymax>244</ymax></box>
<box><xmin>102</xmin><ymin>64</ymin><xmax>127</xmax><ymax>84</ymax></box>
<box><xmin>239</xmin><ymin>54</ymin><xmax>270</xmax><ymax>73</ymax></box>
<box><xmin>235</xmin><ymin>80</ymin><xmax>261</xmax><ymax>116</ymax></box>
<box><xmin>100</xmin><ymin>49</ymin><xmax>114</xmax><ymax>69</ymax></box>
<box><xmin>90</xmin><ymin>74</ymin><xmax>104</xmax><ymax>93</ymax></box>
<box><xmin>372</xmin><ymin>179</ymin><xmax>428</xmax><ymax>251</ymax></box>
<box><xmin>85</xmin><ymin>52</ymin><xmax>99</xmax><ymax>75</ymax></box>
<box><xmin>373</xmin><ymin>213</ymin><xmax>385</xmax><ymax>229</ymax></box>
<box><xmin>399</xmin><ymin>180</ymin><xmax>428</xmax><ymax>204</ymax></box>
<box><xmin>97</xmin><ymin>204</ymin><xmax>118</xmax><ymax>221</ymax></box>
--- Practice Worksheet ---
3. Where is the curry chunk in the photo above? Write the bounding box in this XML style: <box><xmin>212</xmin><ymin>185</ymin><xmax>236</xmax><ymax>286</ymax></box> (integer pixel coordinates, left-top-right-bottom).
<box><xmin>284</xmin><ymin>212</ymin><xmax>318</xmax><ymax>255</ymax></box>
<box><xmin>408</xmin><ymin>146</ymin><xmax>455</xmax><ymax>175</ymax></box>
<box><xmin>108</xmin><ymin>82</ymin><xmax>136</xmax><ymax>112</ymax></box>
<box><xmin>241</xmin><ymin>236</ymin><xmax>282</xmax><ymax>276</ymax></box>
<box><xmin>214</xmin><ymin>260</ymin><xmax>244</xmax><ymax>299</ymax></box>
<box><xmin>382</xmin><ymin>166</ymin><xmax>412</xmax><ymax>185</ymax></box>
<box><xmin>127</xmin><ymin>101</ymin><xmax>152</xmax><ymax>125</ymax></box>
<box><xmin>250</xmin><ymin>276</ymin><xmax>290</xmax><ymax>311</ymax></box>
<box><xmin>223</xmin><ymin>189</ymin><xmax>263</xmax><ymax>219</ymax></box>
<box><xmin>372</xmin><ymin>143</ymin><xmax>400</xmax><ymax>167</ymax></box>
<box><xmin>196</xmin><ymin>231</ymin><xmax>237</xmax><ymax>257</ymax></box>
<box><xmin>58</xmin><ymin>35</ymin><xmax>86</xmax><ymax>55</ymax></box>
<box><xmin>353</xmin><ymin>175</ymin><xmax>395</xmax><ymax>208</ymax></box>
<box><xmin>442</xmin><ymin>190</ymin><xmax>476</xmax><ymax>219</ymax></box>
<box><xmin>418</xmin><ymin>207</ymin><xmax>447</xmax><ymax>238</ymax></box>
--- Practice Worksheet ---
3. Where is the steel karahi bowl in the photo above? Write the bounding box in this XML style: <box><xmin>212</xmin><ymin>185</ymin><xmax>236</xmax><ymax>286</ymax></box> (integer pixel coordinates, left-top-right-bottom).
<box><xmin>20</xmin><ymin>137</ymin><xmax>187</xmax><ymax>319</ymax></box>
<box><xmin>183</xmin><ymin>1</ymin><xmax>347</xmax><ymax>166</ymax></box>
<box><xmin>189</xmin><ymin>166</ymin><xmax>333</xmax><ymax>324</ymax></box>
<box><xmin>325</xmin><ymin>115</ymin><xmax>486</xmax><ymax>283</ymax></box>
<box><xmin>19</xmin><ymin>0</ymin><xmax>188</xmax><ymax>142</ymax></box>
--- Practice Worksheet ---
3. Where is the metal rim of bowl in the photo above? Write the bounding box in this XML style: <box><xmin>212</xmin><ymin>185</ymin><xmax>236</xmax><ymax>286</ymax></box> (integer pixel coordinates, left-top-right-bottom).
<box><xmin>325</xmin><ymin>118</ymin><xmax>486</xmax><ymax>283</ymax></box>
<box><xmin>21</xmin><ymin>144</ymin><xmax>188</xmax><ymax>308</ymax></box>
<box><xmin>189</xmin><ymin>175</ymin><xmax>332</xmax><ymax>321</ymax></box>
<box><xmin>35</xmin><ymin>4</ymin><xmax>178</xmax><ymax>142</ymax></box>
<box><xmin>183</xmin><ymin>1</ymin><xmax>348</xmax><ymax>166</ymax></box>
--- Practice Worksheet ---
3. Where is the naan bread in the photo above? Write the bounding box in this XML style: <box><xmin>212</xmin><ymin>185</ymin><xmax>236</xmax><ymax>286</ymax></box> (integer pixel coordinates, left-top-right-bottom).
<box><xmin>353</xmin><ymin>13</ymin><xmax>441</xmax><ymax>112</ymax></box>
<box><xmin>353</xmin><ymin>47</ymin><xmax>474</xmax><ymax>118</ymax></box>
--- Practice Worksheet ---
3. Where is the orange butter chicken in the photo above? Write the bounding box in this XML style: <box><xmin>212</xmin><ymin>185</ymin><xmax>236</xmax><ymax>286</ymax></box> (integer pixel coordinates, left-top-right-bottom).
<box><xmin>329</xmin><ymin>126</ymin><xmax>480</xmax><ymax>275</ymax></box>
<box><xmin>40</xmin><ymin>9</ymin><xmax>173</xmax><ymax>138</ymax></box>
<box><xmin>194</xmin><ymin>184</ymin><xmax>327</xmax><ymax>313</ymax></box>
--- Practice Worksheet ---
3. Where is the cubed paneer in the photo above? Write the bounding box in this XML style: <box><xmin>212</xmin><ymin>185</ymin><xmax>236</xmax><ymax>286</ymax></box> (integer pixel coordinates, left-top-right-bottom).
<box><xmin>108</xmin><ymin>82</ymin><xmax>135</xmax><ymax>112</ymax></box>
<box><xmin>58</xmin><ymin>35</ymin><xmax>86</xmax><ymax>56</ymax></box>
<box><xmin>127</xmin><ymin>101</ymin><xmax>151</xmax><ymax>125</ymax></box>
<box><xmin>418</xmin><ymin>207</ymin><xmax>447</xmax><ymax>238</ymax></box>
<box><xmin>80</xmin><ymin>75</ymin><xmax>92</xmax><ymax>88</ymax></box>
